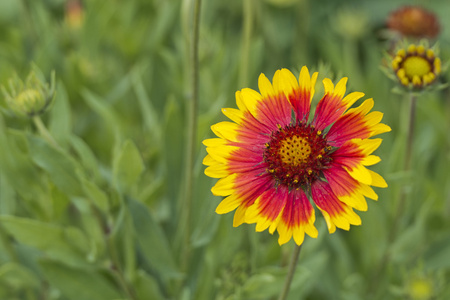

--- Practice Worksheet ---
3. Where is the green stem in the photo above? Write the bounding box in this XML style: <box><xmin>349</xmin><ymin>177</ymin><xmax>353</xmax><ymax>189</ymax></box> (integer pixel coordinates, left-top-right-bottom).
<box><xmin>239</xmin><ymin>0</ymin><xmax>253</xmax><ymax>87</ymax></box>
<box><xmin>181</xmin><ymin>0</ymin><xmax>202</xmax><ymax>271</ymax></box>
<box><xmin>32</xmin><ymin>116</ymin><xmax>59</xmax><ymax>149</ymax></box>
<box><xmin>391</xmin><ymin>93</ymin><xmax>417</xmax><ymax>240</ymax></box>
<box><xmin>107</xmin><ymin>235</ymin><xmax>136</xmax><ymax>300</ymax></box>
<box><xmin>403</xmin><ymin>93</ymin><xmax>417</xmax><ymax>172</ymax></box>
<box><xmin>368</xmin><ymin>93</ymin><xmax>417</xmax><ymax>296</ymax></box>
<box><xmin>278</xmin><ymin>245</ymin><xmax>302</xmax><ymax>300</ymax></box>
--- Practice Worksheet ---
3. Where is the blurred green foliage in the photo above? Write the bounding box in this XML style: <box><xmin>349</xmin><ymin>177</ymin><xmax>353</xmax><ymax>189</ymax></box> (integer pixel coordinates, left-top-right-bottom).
<box><xmin>0</xmin><ymin>0</ymin><xmax>449</xmax><ymax>299</ymax></box>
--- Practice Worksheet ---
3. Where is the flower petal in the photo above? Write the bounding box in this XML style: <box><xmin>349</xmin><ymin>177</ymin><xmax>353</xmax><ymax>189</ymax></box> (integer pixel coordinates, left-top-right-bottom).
<box><xmin>222</xmin><ymin>107</ymin><xmax>245</xmax><ymax>124</ymax></box>
<box><xmin>216</xmin><ymin>193</ymin><xmax>243</xmax><ymax>214</ymax></box>
<box><xmin>287</xmin><ymin>66</ymin><xmax>318</xmax><ymax>122</ymax></box>
<box><xmin>211</xmin><ymin>174</ymin><xmax>237</xmax><ymax>196</ymax></box>
<box><xmin>273</xmin><ymin>68</ymin><xmax>299</xmax><ymax>97</ymax></box>
<box><xmin>202</xmin><ymin>154</ymin><xmax>216</xmax><ymax>166</ymax></box>
<box><xmin>311</xmin><ymin>180</ymin><xmax>362</xmax><ymax>233</ymax></box>
<box><xmin>312</xmin><ymin>78</ymin><xmax>352</xmax><ymax>130</ymax></box>
<box><xmin>258</xmin><ymin>73</ymin><xmax>276</xmax><ymax>98</ymax></box>
<box><xmin>323</xmin><ymin>165</ymin><xmax>368</xmax><ymax>211</ymax></box>
<box><xmin>327</xmin><ymin>99</ymin><xmax>391</xmax><ymax>146</ymax></box>
<box><xmin>277</xmin><ymin>189</ymin><xmax>317</xmax><ymax>245</ymax></box>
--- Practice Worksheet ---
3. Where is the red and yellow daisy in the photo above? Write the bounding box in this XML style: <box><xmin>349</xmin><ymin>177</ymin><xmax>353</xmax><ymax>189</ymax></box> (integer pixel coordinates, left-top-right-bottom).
<box><xmin>203</xmin><ymin>67</ymin><xmax>391</xmax><ymax>245</ymax></box>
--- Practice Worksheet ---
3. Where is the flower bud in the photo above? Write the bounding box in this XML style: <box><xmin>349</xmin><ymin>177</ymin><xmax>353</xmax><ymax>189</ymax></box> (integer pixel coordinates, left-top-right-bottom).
<box><xmin>1</xmin><ymin>68</ymin><xmax>55</xmax><ymax>117</ymax></box>
<box><xmin>332</xmin><ymin>8</ymin><xmax>369</xmax><ymax>40</ymax></box>
<box><xmin>385</xmin><ymin>41</ymin><xmax>444</xmax><ymax>91</ymax></box>
<box><xmin>408</xmin><ymin>277</ymin><xmax>433</xmax><ymax>300</ymax></box>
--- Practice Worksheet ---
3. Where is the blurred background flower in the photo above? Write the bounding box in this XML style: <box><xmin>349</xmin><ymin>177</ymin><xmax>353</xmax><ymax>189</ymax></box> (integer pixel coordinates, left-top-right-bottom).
<box><xmin>387</xmin><ymin>5</ymin><xmax>440</xmax><ymax>39</ymax></box>
<box><xmin>332</xmin><ymin>7</ymin><xmax>370</xmax><ymax>40</ymax></box>
<box><xmin>65</xmin><ymin>0</ymin><xmax>84</xmax><ymax>30</ymax></box>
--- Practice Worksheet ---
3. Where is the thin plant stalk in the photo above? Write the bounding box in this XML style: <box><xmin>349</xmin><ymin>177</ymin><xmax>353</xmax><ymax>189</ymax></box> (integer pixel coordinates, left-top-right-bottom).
<box><xmin>391</xmin><ymin>93</ymin><xmax>417</xmax><ymax>240</ymax></box>
<box><xmin>32</xmin><ymin>115</ymin><xmax>60</xmax><ymax>149</ymax></box>
<box><xmin>403</xmin><ymin>93</ymin><xmax>417</xmax><ymax>172</ymax></box>
<box><xmin>107</xmin><ymin>235</ymin><xmax>137</xmax><ymax>300</ymax></box>
<box><xmin>369</xmin><ymin>93</ymin><xmax>417</xmax><ymax>295</ymax></box>
<box><xmin>239</xmin><ymin>0</ymin><xmax>253</xmax><ymax>87</ymax></box>
<box><xmin>181</xmin><ymin>0</ymin><xmax>202</xmax><ymax>271</ymax></box>
<box><xmin>278</xmin><ymin>245</ymin><xmax>303</xmax><ymax>300</ymax></box>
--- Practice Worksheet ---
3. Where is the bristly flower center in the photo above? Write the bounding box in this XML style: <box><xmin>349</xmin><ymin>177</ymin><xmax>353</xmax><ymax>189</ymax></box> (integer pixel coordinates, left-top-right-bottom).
<box><xmin>263</xmin><ymin>123</ymin><xmax>333</xmax><ymax>189</ymax></box>
<box><xmin>278</xmin><ymin>135</ymin><xmax>311</xmax><ymax>166</ymax></box>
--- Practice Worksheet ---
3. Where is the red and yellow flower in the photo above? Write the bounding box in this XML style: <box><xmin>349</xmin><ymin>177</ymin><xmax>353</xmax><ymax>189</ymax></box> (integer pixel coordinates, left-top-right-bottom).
<box><xmin>203</xmin><ymin>67</ymin><xmax>390</xmax><ymax>245</ymax></box>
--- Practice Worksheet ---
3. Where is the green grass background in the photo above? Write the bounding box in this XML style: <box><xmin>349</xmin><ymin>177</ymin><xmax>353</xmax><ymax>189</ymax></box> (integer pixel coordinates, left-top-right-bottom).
<box><xmin>0</xmin><ymin>0</ymin><xmax>449</xmax><ymax>299</ymax></box>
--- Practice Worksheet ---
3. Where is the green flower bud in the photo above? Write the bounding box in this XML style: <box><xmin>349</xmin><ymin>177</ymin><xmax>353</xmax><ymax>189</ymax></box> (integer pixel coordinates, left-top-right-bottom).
<box><xmin>381</xmin><ymin>40</ymin><xmax>447</xmax><ymax>94</ymax></box>
<box><xmin>1</xmin><ymin>67</ymin><xmax>55</xmax><ymax>117</ymax></box>
<box><xmin>332</xmin><ymin>8</ymin><xmax>370</xmax><ymax>40</ymax></box>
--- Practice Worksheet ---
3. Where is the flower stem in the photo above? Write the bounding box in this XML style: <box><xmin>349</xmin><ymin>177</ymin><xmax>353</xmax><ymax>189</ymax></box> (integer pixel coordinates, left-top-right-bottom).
<box><xmin>107</xmin><ymin>235</ymin><xmax>137</xmax><ymax>300</ymax></box>
<box><xmin>391</xmin><ymin>93</ymin><xmax>417</xmax><ymax>238</ymax></box>
<box><xmin>32</xmin><ymin>116</ymin><xmax>60</xmax><ymax>149</ymax></box>
<box><xmin>181</xmin><ymin>0</ymin><xmax>202</xmax><ymax>271</ymax></box>
<box><xmin>404</xmin><ymin>93</ymin><xmax>417</xmax><ymax>172</ymax></box>
<box><xmin>278</xmin><ymin>244</ymin><xmax>303</xmax><ymax>300</ymax></box>
<box><xmin>368</xmin><ymin>93</ymin><xmax>417</xmax><ymax>296</ymax></box>
<box><xmin>239</xmin><ymin>0</ymin><xmax>253</xmax><ymax>87</ymax></box>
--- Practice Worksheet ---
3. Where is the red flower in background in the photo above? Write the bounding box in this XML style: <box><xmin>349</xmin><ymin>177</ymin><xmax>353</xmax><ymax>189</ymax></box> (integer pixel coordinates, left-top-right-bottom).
<box><xmin>387</xmin><ymin>6</ymin><xmax>440</xmax><ymax>39</ymax></box>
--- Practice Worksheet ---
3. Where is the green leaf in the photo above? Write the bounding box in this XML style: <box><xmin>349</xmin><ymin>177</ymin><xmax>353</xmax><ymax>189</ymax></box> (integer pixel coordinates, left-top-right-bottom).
<box><xmin>242</xmin><ymin>272</ymin><xmax>282</xmax><ymax>299</ymax></box>
<box><xmin>0</xmin><ymin>116</ymin><xmax>46</xmax><ymax>202</ymax></box>
<box><xmin>424</xmin><ymin>235</ymin><xmax>450</xmax><ymax>270</ymax></box>
<box><xmin>122</xmin><ymin>210</ymin><xmax>137</xmax><ymax>284</ymax></box>
<box><xmin>81</xmin><ymin>89</ymin><xmax>121</xmax><ymax>136</ymax></box>
<box><xmin>242</xmin><ymin>250</ymin><xmax>329</xmax><ymax>299</ymax></box>
<box><xmin>77</xmin><ymin>170</ymin><xmax>109</xmax><ymax>212</ymax></box>
<box><xmin>113</xmin><ymin>139</ymin><xmax>145</xmax><ymax>191</ymax></box>
<box><xmin>134</xmin><ymin>269</ymin><xmax>165</xmax><ymax>300</ymax></box>
<box><xmin>49</xmin><ymin>82</ymin><xmax>72</xmax><ymax>147</ymax></box>
<box><xmin>390</xmin><ymin>200</ymin><xmax>431</xmax><ymax>264</ymax></box>
<box><xmin>0</xmin><ymin>171</ymin><xmax>16</xmax><ymax>215</ymax></box>
<box><xmin>130</xmin><ymin>65</ymin><xmax>161</xmax><ymax>142</ymax></box>
<box><xmin>69</xmin><ymin>197</ymin><xmax>106</xmax><ymax>262</ymax></box>
<box><xmin>126</xmin><ymin>198</ymin><xmax>178</xmax><ymax>279</ymax></box>
<box><xmin>49</xmin><ymin>182</ymin><xmax>70</xmax><ymax>220</ymax></box>
<box><xmin>0</xmin><ymin>215</ymin><xmax>89</xmax><ymax>268</ymax></box>
<box><xmin>147</xmin><ymin>0</ymin><xmax>178</xmax><ymax>50</ymax></box>
<box><xmin>40</xmin><ymin>259</ymin><xmax>122</xmax><ymax>300</ymax></box>
<box><xmin>162</xmin><ymin>97</ymin><xmax>183</xmax><ymax>200</ymax></box>
<box><xmin>64</xmin><ymin>227</ymin><xmax>90</xmax><ymax>254</ymax></box>
<box><xmin>0</xmin><ymin>262</ymin><xmax>40</xmax><ymax>290</ymax></box>
<box><xmin>27</xmin><ymin>134</ymin><xmax>83</xmax><ymax>197</ymax></box>
<box><xmin>70</xmin><ymin>135</ymin><xmax>101</xmax><ymax>182</ymax></box>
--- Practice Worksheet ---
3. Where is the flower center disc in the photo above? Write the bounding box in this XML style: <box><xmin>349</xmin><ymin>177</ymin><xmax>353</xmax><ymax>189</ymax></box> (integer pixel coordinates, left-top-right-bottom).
<box><xmin>263</xmin><ymin>124</ymin><xmax>332</xmax><ymax>188</ymax></box>
<box><xmin>279</xmin><ymin>135</ymin><xmax>311</xmax><ymax>166</ymax></box>
<box><xmin>403</xmin><ymin>56</ymin><xmax>431</xmax><ymax>79</ymax></box>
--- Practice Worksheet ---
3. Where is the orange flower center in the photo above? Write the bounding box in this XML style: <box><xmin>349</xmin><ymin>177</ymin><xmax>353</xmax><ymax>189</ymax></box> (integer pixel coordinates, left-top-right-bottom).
<box><xmin>278</xmin><ymin>135</ymin><xmax>312</xmax><ymax>166</ymax></box>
